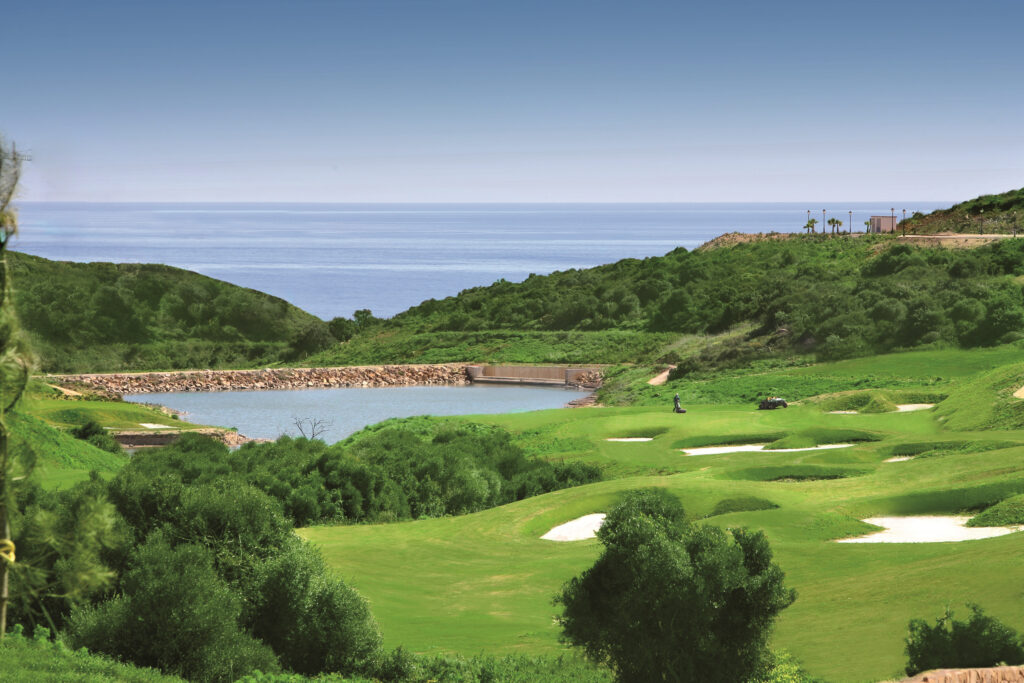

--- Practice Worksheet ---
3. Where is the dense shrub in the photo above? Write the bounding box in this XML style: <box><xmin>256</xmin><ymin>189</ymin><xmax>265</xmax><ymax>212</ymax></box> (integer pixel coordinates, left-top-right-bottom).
<box><xmin>905</xmin><ymin>604</ymin><xmax>1024</xmax><ymax>675</ymax></box>
<box><xmin>68</xmin><ymin>535</ymin><xmax>280</xmax><ymax>682</ymax></box>
<box><xmin>7</xmin><ymin>251</ymin><xmax>326</xmax><ymax>372</ymax></box>
<box><xmin>556</xmin><ymin>489</ymin><xmax>796</xmax><ymax>683</ymax></box>
<box><xmin>246</xmin><ymin>542</ymin><xmax>381</xmax><ymax>675</ymax></box>
<box><xmin>70</xmin><ymin>419</ymin><xmax>123</xmax><ymax>453</ymax></box>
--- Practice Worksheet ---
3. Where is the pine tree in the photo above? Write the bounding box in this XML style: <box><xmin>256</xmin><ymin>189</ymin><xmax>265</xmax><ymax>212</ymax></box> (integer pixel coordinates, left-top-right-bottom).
<box><xmin>0</xmin><ymin>137</ymin><xmax>32</xmax><ymax>637</ymax></box>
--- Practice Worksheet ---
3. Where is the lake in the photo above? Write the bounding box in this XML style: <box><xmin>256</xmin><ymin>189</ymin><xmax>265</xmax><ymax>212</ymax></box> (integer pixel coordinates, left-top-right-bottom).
<box><xmin>125</xmin><ymin>383</ymin><xmax>591</xmax><ymax>443</ymax></box>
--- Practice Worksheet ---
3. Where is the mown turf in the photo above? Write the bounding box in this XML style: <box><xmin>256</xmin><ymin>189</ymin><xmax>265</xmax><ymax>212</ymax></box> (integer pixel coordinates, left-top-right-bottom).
<box><xmin>8</xmin><ymin>411</ymin><xmax>127</xmax><ymax>489</ymax></box>
<box><xmin>299</xmin><ymin>345</ymin><xmax>1024</xmax><ymax>683</ymax></box>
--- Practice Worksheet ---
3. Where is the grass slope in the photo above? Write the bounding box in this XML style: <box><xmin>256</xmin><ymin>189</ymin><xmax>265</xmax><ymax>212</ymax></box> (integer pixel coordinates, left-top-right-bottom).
<box><xmin>8</xmin><ymin>251</ymin><xmax>329</xmax><ymax>372</ymax></box>
<box><xmin>315</xmin><ymin>233</ymin><xmax>1024</xmax><ymax>370</ymax></box>
<box><xmin>0</xmin><ymin>627</ymin><xmax>184</xmax><ymax>682</ymax></box>
<box><xmin>905</xmin><ymin>187</ymin><xmax>1024</xmax><ymax>234</ymax></box>
<box><xmin>299</xmin><ymin>346</ymin><xmax>1024</xmax><ymax>683</ymax></box>
<box><xmin>9</xmin><ymin>411</ymin><xmax>127</xmax><ymax>489</ymax></box>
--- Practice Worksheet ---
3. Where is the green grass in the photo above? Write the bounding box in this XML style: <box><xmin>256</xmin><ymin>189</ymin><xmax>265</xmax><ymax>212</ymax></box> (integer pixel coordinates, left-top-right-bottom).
<box><xmin>0</xmin><ymin>627</ymin><xmax>183</xmax><ymax>682</ymax></box>
<box><xmin>19</xmin><ymin>396</ymin><xmax>210</xmax><ymax>432</ymax></box>
<box><xmin>8</xmin><ymin>411</ymin><xmax>127</xmax><ymax>489</ymax></box>
<box><xmin>297</xmin><ymin>345</ymin><xmax>1024</xmax><ymax>683</ymax></box>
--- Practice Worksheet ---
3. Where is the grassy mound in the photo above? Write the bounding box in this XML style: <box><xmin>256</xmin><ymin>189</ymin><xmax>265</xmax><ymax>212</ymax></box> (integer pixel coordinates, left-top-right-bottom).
<box><xmin>766</xmin><ymin>428</ymin><xmax>881</xmax><ymax>450</ymax></box>
<box><xmin>725</xmin><ymin>465</ymin><xmax>867</xmax><ymax>482</ymax></box>
<box><xmin>9</xmin><ymin>411</ymin><xmax>126</xmax><ymax>473</ymax></box>
<box><xmin>967</xmin><ymin>494</ymin><xmax>1024</xmax><ymax>527</ymax></box>
<box><xmin>0</xmin><ymin>626</ymin><xmax>182</xmax><ymax>682</ymax></box>
<box><xmin>934</xmin><ymin>362</ymin><xmax>1024</xmax><ymax>430</ymax></box>
<box><xmin>814</xmin><ymin>389</ymin><xmax>948</xmax><ymax>414</ymax></box>
<box><xmin>708</xmin><ymin>496</ymin><xmax>779</xmax><ymax>517</ymax></box>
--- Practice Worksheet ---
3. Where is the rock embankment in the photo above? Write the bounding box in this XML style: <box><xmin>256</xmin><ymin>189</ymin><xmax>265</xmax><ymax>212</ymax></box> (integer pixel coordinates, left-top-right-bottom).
<box><xmin>49</xmin><ymin>364</ymin><xmax>472</xmax><ymax>395</ymax></box>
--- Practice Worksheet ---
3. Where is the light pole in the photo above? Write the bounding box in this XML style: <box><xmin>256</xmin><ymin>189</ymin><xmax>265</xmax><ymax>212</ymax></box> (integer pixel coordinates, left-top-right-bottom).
<box><xmin>902</xmin><ymin>209</ymin><xmax>906</xmax><ymax>236</ymax></box>
<box><xmin>807</xmin><ymin>209</ymin><xmax>811</xmax><ymax>233</ymax></box>
<box><xmin>823</xmin><ymin>209</ymin><xmax>826</xmax><ymax>235</ymax></box>
<box><xmin>890</xmin><ymin>207</ymin><xmax>895</xmax><ymax>234</ymax></box>
<box><xmin>849</xmin><ymin>210</ymin><xmax>852</xmax><ymax>234</ymax></box>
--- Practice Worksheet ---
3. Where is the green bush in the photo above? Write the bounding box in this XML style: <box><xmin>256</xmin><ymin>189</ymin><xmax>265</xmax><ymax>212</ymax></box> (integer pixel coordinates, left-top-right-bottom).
<box><xmin>905</xmin><ymin>604</ymin><xmax>1024</xmax><ymax>676</ymax></box>
<box><xmin>247</xmin><ymin>542</ymin><xmax>381</xmax><ymax>675</ymax></box>
<box><xmin>68</xmin><ymin>535</ymin><xmax>280</xmax><ymax>682</ymax></box>
<box><xmin>556</xmin><ymin>489</ymin><xmax>795</xmax><ymax>683</ymax></box>
<box><xmin>71</xmin><ymin>419</ymin><xmax>123</xmax><ymax>453</ymax></box>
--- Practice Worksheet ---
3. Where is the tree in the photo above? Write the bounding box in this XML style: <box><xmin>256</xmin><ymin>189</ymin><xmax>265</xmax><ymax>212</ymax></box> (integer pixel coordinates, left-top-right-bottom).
<box><xmin>905</xmin><ymin>604</ymin><xmax>1024</xmax><ymax>676</ymax></box>
<box><xmin>555</xmin><ymin>489</ymin><xmax>796</xmax><ymax>683</ymax></box>
<box><xmin>0</xmin><ymin>137</ymin><xmax>31</xmax><ymax>638</ymax></box>
<box><xmin>804</xmin><ymin>218</ymin><xmax>818</xmax><ymax>234</ymax></box>
<box><xmin>293</xmin><ymin>416</ymin><xmax>333</xmax><ymax>440</ymax></box>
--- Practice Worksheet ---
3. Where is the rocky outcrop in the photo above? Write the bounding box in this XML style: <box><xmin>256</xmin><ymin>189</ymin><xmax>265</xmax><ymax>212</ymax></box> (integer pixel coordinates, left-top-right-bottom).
<box><xmin>49</xmin><ymin>364</ymin><xmax>472</xmax><ymax>395</ymax></box>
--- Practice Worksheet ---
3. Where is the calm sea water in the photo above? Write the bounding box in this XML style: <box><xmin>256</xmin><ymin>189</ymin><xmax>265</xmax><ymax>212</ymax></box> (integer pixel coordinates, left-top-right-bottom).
<box><xmin>12</xmin><ymin>202</ymin><xmax>945</xmax><ymax>320</ymax></box>
<box><xmin>125</xmin><ymin>384</ymin><xmax>591</xmax><ymax>443</ymax></box>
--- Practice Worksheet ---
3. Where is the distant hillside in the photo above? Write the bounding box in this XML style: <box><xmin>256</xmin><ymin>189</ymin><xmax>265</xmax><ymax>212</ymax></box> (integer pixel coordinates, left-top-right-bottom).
<box><xmin>311</xmin><ymin>234</ymin><xmax>1024</xmax><ymax>369</ymax></box>
<box><xmin>905</xmin><ymin>187</ymin><xmax>1024</xmax><ymax>234</ymax></box>
<box><xmin>7</xmin><ymin>252</ymin><xmax>332</xmax><ymax>372</ymax></box>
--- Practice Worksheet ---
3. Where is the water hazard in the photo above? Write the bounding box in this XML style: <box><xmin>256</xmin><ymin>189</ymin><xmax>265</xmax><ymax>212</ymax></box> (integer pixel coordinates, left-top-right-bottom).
<box><xmin>125</xmin><ymin>383</ymin><xmax>590</xmax><ymax>444</ymax></box>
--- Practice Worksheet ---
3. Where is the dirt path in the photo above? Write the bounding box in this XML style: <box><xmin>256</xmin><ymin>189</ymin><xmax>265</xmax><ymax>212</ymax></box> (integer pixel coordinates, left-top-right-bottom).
<box><xmin>647</xmin><ymin>366</ymin><xmax>674</xmax><ymax>386</ymax></box>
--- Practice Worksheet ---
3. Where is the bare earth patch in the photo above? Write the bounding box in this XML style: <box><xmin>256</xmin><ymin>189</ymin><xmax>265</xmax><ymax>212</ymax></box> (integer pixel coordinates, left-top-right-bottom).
<box><xmin>541</xmin><ymin>513</ymin><xmax>606</xmax><ymax>541</ymax></box>
<box><xmin>681</xmin><ymin>443</ymin><xmax>853</xmax><ymax>456</ymax></box>
<box><xmin>606</xmin><ymin>437</ymin><xmax>653</xmax><ymax>442</ymax></box>
<box><xmin>1014</xmin><ymin>386</ymin><xmax>1024</xmax><ymax>399</ymax></box>
<box><xmin>647</xmin><ymin>367</ymin><xmax>674</xmax><ymax>386</ymax></box>
<box><xmin>895</xmin><ymin>403</ymin><xmax>935</xmax><ymax>412</ymax></box>
<box><xmin>836</xmin><ymin>516</ymin><xmax>1024</xmax><ymax>543</ymax></box>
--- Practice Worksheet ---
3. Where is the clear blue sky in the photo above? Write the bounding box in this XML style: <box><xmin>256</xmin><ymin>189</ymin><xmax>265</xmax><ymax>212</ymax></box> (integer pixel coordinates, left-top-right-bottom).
<box><xmin>2</xmin><ymin>0</ymin><xmax>1021</xmax><ymax>202</ymax></box>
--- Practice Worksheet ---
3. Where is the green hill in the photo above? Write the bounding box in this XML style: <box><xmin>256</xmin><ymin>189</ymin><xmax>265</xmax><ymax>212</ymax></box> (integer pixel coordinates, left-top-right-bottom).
<box><xmin>8</xmin><ymin>251</ymin><xmax>332</xmax><ymax>372</ymax></box>
<box><xmin>311</xmin><ymin>233</ymin><xmax>1024</xmax><ymax>369</ymax></box>
<box><xmin>904</xmin><ymin>187</ymin><xmax>1024</xmax><ymax>234</ymax></box>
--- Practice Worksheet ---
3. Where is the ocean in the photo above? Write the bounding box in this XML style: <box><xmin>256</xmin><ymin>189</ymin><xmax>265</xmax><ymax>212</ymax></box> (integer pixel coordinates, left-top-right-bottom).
<box><xmin>12</xmin><ymin>202</ymin><xmax>946</xmax><ymax>320</ymax></box>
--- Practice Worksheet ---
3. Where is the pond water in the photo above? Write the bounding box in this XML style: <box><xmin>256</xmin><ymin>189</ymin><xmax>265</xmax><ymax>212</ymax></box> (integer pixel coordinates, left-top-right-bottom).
<box><xmin>125</xmin><ymin>383</ymin><xmax>590</xmax><ymax>444</ymax></box>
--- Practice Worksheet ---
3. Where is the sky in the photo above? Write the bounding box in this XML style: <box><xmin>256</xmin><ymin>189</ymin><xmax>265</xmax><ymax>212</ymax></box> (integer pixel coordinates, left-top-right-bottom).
<box><xmin>2</xmin><ymin>0</ymin><xmax>1022</xmax><ymax>203</ymax></box>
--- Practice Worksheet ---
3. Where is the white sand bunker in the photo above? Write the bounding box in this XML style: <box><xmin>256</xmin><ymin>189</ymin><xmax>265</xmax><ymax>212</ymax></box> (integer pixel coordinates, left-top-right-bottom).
<box><xmin>139</xmin><ymin>423</ymin><xmax>174</xmax><ymax>429</ymax></box>
<box><xmin>606</xmin><ymin>437</ymin><xmax>653</xmax><ymax>442</ymax></box>
<box><xmin>681</xmin><ymin>443</ymin><xmax>853</xmax><ymax>456</ymax></box>
<box><xmin>1015</xmin><ymin>386</ymin><xmax>1024</xmax><ymax>399</ymax></box>
<box><xmin>829</xmin><ymin>410</ymin><xmax>858</xmax><ymax>415</ymax></box>
<box><xmin>895</xmin><ymin>404</ymin><xmax>934</xmax><ymax>412</ymax></box>
<box><xmin>541</xmin><ymin>513</ymin><xmax>606</xmax><ymax>541</ymax></box>
<box><xmin>836</xmin><ymin>516</ymin><xmax>1024</xmax><ymax>543</ymax></box>
<box><xmin>883</xmin><ymin>456</ymin><xmax>915</xmax><ymax>463</ymax></box>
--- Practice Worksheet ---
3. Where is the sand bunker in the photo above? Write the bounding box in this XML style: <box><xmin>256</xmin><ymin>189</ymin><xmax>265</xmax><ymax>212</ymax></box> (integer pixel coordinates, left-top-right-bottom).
<box><xmin>606</xmin><ymin>437</ymin><xmax>653</xmax><ymax>442</ymax></box>
<box><xmin>139</xmin><ymin>423</ymin><xmax>174</xmax><ymax>429</ymax></box>
<box><xmin>681</xmin><ymin>443</ymin><xmax>853</xmax><ymax>456</ymax></box>
<box><xmin>895</xmin><ymin>404</ymin><xmax>934</xmax><ymax>412</ymax></box>
<box><xmin>829</xmin><ymin>410</ymin><xmax>858</xmax><ymax>414</ymax></box>
<box><xmin>541</xmin><ymin>513</ymin><xmax>606</xmax><ymax>541</ymax></box>
<box><xmin>883</xmin><ymin>456</ymin><xmax>915</xmax><ymax>463</ymax></box>
<box><xmin>1015</xmin><ymin>386</ymin><xmax>1024</xmax><ymax>399</ymax></box>
<box><xmin>836</xmin><ymin>516</ymin><xmax>1024</xmax><ymax>543</ymax></box>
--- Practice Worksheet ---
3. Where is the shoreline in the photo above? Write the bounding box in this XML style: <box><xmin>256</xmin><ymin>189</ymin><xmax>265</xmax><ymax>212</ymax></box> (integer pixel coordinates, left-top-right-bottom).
<box><xmin>47</xmin><ymin>363</ymin><xmax>473</xmax><ymax>395</ymax></box>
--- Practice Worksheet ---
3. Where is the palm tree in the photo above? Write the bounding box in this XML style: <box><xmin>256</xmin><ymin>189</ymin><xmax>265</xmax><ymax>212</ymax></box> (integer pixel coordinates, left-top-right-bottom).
<box><xmin>804</xmin><ymin>218</ymin><xmax>818</xmax><ymax>234</ymax></box>
<box><xmin>835</xmin><ymin>218</ymin><xmax>843</xmax><ymax>234</ymax></box>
